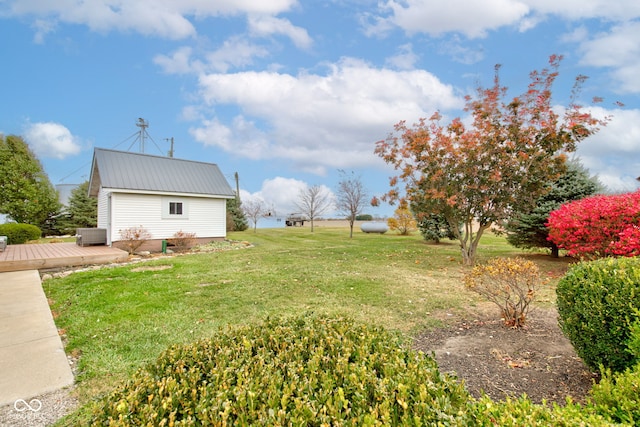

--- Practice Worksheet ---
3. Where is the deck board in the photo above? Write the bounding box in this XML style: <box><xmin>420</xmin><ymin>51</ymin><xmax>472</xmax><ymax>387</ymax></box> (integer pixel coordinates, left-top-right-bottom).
<box><xmin>0</xmin><ymin>243</ymin><xmax>129</xmax><ymax>272</ymax></box>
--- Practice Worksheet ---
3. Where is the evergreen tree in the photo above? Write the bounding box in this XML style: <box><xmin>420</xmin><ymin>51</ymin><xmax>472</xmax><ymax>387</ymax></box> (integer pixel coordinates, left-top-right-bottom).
<box><xmin>0</xmin><ymin>135</ymin><xmax>61</xmax><ymax>234</ymax></box>
<box><xmin>505</xmin><ymin>159</ymin><xmax>603</xmax><ymax>257</ymax></box>
<box><xmin>414</xmin><ymin>212</ymin><xmax>458</xmax><ymax>243</ymax></box>
<box><xmin>58</xmin><ymin>181</ymin><xmax>97</xmax><ymax>234</ymax></box>
<box><xmin>226</xmin><ymin>197</ymin><xmax>248</xmax><ymax>231</ymax></box>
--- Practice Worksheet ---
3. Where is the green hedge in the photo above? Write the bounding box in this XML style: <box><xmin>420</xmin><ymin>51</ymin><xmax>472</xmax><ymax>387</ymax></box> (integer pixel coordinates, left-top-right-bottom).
<box><xmin>590</xmin><ymin>363</ymin><xmax>640</xmax><ymax>425</ymax></box>
<box><xmin>79</xmin><ymin>314</ymin><xmax>640</xmax><ymax>426</ymax></box>
<box><xmin>89</xmin><ymin>316</ymin><xmax>470</xmax><ymax>426</ymax></box>
<box><xmin>468</xmin><ymin>395</ymin><xmax>614</xmax><ymax>426</ymax></box>
<box><xmin>556</xmin><ymin>257</ymin><xmax>640</xmax><ymax>372</ymax></box>
<box><xmin>0</xmin><ymin>223</ymin><xmax>42</xmax><ymax>244</ymax></box>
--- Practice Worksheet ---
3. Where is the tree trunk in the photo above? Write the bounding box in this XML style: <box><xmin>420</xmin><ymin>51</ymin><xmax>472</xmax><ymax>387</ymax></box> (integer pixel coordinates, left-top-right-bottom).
<box><xmin>461</xmin><ymin>246</ymin><xmax>474</xmax><ymax>266</ymax></box>
<box><xmin>551</xmin><ymin>244</ymin><xmax>559</xmax><ymax>258</ymax></box>
<box><xmin>458</xmin><ymin>221</ymin><xmax>491</xmax><ymax>266</ymax></box>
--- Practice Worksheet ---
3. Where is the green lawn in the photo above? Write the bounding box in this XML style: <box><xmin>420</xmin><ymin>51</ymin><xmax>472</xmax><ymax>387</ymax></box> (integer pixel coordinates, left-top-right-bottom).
<box><xmin>44</xmin><ymin>226</ymin><xmax>569</xmax><ymax>404</ymax></box>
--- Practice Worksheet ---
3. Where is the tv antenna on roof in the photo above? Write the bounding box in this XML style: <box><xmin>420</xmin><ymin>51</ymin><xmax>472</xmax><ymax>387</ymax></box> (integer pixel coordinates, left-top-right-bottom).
<box><xmin>135</xmin><ymin>118</ymin><xmax>149</xmax><ymax>153</ymax></box>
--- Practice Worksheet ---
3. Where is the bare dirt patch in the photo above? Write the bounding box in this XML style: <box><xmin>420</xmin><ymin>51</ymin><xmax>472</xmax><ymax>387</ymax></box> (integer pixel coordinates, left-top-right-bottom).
<box><xmin>413</xmin><ymin>306</ymin><xmax>598</xmax><ymax>405</ymax></box>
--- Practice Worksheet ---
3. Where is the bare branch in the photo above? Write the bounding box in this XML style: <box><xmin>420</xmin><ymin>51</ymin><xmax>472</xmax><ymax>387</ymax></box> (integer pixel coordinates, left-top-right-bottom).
<box><xmin>335</xmin><ymin>171</ymin><xmax>368</xmax><ymax>238</ymax></box>
<box><xmin>295</xmin><ymin>185</ymin><xmax>334</xmax><ymax>232</ymax></box>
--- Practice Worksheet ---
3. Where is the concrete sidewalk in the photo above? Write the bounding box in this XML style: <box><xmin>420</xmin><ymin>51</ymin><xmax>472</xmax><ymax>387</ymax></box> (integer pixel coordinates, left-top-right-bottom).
<box><xmin>0</xmin><ymin>270</ymin><xmax>74</xmax><ymax>406</ymax></box>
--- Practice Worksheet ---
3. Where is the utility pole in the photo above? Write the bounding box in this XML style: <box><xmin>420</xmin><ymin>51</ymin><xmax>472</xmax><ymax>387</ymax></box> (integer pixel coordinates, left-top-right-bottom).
<box><xmin>136</xmin><ymin>118</ymin><xmax>149</xmax><ymax>153</ymax></box>
<box><xmin>165</xmin><ymin>137</ymin><xmax>174</xmax><ymax>157</ymax></box>
<box><xmin>234</xmin><ymin>172</ymin><xmax>240</xmax><ymax>200</ymax></box>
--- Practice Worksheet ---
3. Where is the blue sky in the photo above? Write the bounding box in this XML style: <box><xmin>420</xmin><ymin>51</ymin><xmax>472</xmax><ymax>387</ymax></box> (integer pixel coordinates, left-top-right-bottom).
<box><xmin>1</xmin><ymin>1</ymin><xmax>639</xmax><ymax>219</ymax></box>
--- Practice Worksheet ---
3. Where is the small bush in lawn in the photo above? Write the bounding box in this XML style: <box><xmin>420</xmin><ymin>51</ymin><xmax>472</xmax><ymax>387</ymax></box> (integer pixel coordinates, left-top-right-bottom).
<box><xmin>464</xmin><ymin>257</ymin><xmax>543</xmax><ymax>328</ymax></box>
<box><xmin>89</xmin><ymin>315</ymin><xmax>470</xmax><ymax>426</ymax></box>
<box><xmin>556</xmin><ymin>257</ymin><xmax>640</xmax><ymax>372</ymax></box>
<box><xmin>118</xmin><ymin>226</ymin><xmax>151</xmax><ymax>255</ymax></box>
<box><xmin>167</xmin><ymin>230</ymin><xmax>196</xmax><ymax>252</ymax></box>
<box><xmin>387</xmin><ymin>202</ymin><xmax>417</xmax><ymax>236</ymax></box>
<box><xmin>0</xmin><ymin>223</ymin><xmax>42</xmax><ymax>244</ymax></box>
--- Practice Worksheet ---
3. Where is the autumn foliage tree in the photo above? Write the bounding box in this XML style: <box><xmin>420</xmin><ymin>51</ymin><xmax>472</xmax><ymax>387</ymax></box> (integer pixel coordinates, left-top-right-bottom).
<box><xmin>387</xmin><ymin>201</ymin><xmax>417</xmax><ymax>235</ymax></box>
<box><xmin>375</xmin><ymin>55</ymin><xmax>607</xmax><ymax>265</ymax></box>
<box><xmin>546</xmin><ymin>191</ymin><xmax>640</xmax><ymax>259</ymax></box>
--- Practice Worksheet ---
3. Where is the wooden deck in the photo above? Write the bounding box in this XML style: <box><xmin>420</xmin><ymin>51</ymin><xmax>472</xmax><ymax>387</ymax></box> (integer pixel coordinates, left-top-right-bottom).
<box><xmin>0</xmin><ymin>243</ymin><xmax>129</xmax><ymax>272</ymax></box>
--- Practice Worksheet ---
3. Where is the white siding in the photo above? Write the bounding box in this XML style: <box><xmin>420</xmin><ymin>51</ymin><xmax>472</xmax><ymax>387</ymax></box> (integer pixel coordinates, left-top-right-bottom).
<box><xmin>96</xmin><ymin>189</ymin><xmax>111</xmax><ymax>243</ymax></box>
<box><xmin>109</xmin><ymin>192</ymin><xmax>226</xmax><ymax>242</ymax></box>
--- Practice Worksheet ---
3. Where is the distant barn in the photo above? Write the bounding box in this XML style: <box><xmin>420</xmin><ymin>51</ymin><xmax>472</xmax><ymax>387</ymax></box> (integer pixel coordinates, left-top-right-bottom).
<box><xmin>88</xmin><ymin>148</ymin><xmax>236</xmax><ymax>251</ymax></box>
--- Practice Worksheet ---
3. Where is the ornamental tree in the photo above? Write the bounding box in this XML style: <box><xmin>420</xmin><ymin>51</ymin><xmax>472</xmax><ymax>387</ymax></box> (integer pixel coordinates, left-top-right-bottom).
<box><xmin>546</xmin><ymin>191</ymin><xmax>640</xmax><ymax>259</ymax></box>
<box><xmin>387</xmin><ymin>201</ymin><xmax>417</xmax><ymax>235</ymax></box>
<box><xmin>375</xmin><ymin>55</ymin><xmax>607</xmax><ymax>265</ymax></box>
<box><xmin>505</xmin><ymin>159</ymin><xmax>602</xmax><ymax>257</ymax></box>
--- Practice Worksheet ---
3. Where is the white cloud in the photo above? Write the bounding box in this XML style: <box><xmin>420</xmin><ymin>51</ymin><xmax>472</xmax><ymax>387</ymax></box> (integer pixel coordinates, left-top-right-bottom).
<box><xmin>5</xmin><ymin>0</ymin><xmax>298</xmax><ymax>40</ymax></box>
<box><xmin>248</xmin><ymin>15</ymin><xmax>313</xmax><ymax>49</ymax></box>
<box><xmin>522</xmin><ymin>0</ymin><xmax>640</xmax><ymax>21</ymax></box>
<box><xmin>154</xmin><ymin>46</ymin><xmax>200</xmax><ymax>75</ymax></box>
<box><xmin>241</xmin><ymin>177</ymin><xmax>336</xmax><ymax>218</ymax></box>
<box><xmin>189</xmin><ymin>117</ymin><xmax>233</xmax><ymax>151</ymax></box>
<box><xmin>31</xmin><ymin>18</ymin><xmax>56</xmax><ymax>43</ymax></box>
<box><xmin>385</xmin><ymin>43</ymin><xmax>419</xmax><ymax>70</ymax></box>
<box><xmin>437</xmin><ymin>36</ymin><xmax>484</xmax><ymax>65</ymax></box>
<box><xmin>204</xmin><ymin>36</ymin><xmax>271</xmax><ymax>73</ymax></box>
<box><xmin>368</xmin><ymin>1</ymin><xmax>640</xmax><ymax>40</ymax></box>
<box><xmin>576</xmin><ymin>21</ymin><xmax>640</xmax><ymax>93</ymax></box>
<box><xmin>560</xmin><ymin>26</ymin><xmax>589</xmax><ymax>44</ymax></box>
<box><xmin>23</xmin><ymin>122</ymin><xmax>82</xmax><ymax>159</ymax></box>
<box><xmin>576</xmin><ymin>107</ymin><xmax>640</xmax><ymax>192</ymax></box>
<box><xmin>191</xmin><ymin>57</ymin><xmax>462</xmax><ymax>174</ymax></box>
<box><xmin>374</xmin><ymin>0</ymin><xmax>530</xmax><ymax>38</ymax></box>
<box><xmin>154</xmin><ymin>37</ymin><xmax>272</xmax><ymax>75</ymax></box>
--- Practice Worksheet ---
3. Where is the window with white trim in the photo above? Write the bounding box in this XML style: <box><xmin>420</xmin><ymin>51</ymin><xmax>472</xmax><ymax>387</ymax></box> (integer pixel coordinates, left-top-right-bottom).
<box><xmin>162</xmin><ymin>198</ymin><xmax>189</xmax><ymax>219</ymax></box>
<box><xmin>169</xmin><ymin>202</ymin><xmax>183</xmax><ymax>215</ymax></box>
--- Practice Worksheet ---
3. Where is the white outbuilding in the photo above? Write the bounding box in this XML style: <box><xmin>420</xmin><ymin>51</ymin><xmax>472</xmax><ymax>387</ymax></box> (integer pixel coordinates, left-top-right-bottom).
<box><xmin>88</xmin><ymin>148</ymin><xmax>236</xmax><ymax>251</ymax></box>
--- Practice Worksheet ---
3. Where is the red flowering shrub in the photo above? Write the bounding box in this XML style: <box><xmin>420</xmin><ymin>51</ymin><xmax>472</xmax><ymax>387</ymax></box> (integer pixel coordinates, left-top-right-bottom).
<box><xmin>546</xmin><ymin>191</ymin><xmax>640</xmax><ymax>259</ymax></box>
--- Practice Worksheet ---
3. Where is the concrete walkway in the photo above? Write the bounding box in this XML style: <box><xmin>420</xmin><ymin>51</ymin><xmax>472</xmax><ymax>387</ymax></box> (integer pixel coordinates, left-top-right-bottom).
<box><xmin>0</xmin><ymin>270</ymin><xmax>74</xmax><ymax>406</ymax></box>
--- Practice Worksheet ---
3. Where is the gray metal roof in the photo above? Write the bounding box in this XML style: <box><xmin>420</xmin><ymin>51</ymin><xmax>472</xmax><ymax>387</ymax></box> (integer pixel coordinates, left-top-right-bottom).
<box><xmin>89</xmin><ymin>148</ymin><xmax>236</xmax><ymax>198</ymax></box>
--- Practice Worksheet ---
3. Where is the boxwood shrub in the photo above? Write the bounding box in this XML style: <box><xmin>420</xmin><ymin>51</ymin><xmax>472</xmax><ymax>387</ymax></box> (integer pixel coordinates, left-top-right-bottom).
<box><xmin>0</xmin><ymin>223</ymin><xmax>42</xmax><ymax>244</ymax></box>
<box><xmin>467</xmin><ymin>395</ymin><xmax>614</xmax><ymax>426</ymax></box>
<box><xmin>81</xmin><ymin>314</ymin><xmax>640</xmax><ymax>426</ymax></box>
<box><xmin>556</xmin><ymin>257</ymin><xmax>640</xmax><ymax>372</ymax></box>
<box><xmin>89</xmin><ymin>315</ymin><xmax>470</xmax><ymax>426</ymax></box>
<box><xmin>590</xmin><ymin>363</ymin><xmax>640</xmax><ymax>425</ymax></box>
